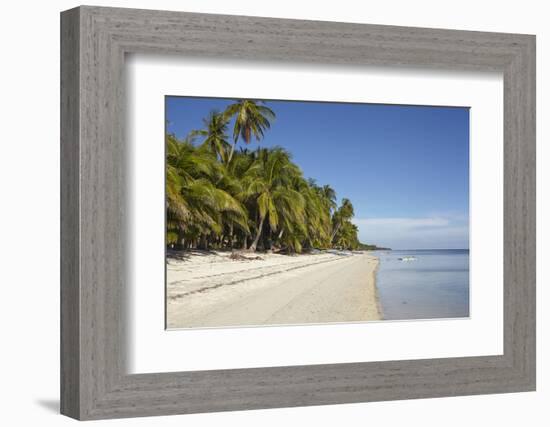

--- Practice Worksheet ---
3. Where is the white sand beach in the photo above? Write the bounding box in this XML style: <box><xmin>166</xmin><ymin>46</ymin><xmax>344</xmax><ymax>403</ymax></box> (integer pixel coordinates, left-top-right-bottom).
<box><xmin>167</xmin><ymin>251</ymin><xmax>381</xmax><ymax>329</ymax></box>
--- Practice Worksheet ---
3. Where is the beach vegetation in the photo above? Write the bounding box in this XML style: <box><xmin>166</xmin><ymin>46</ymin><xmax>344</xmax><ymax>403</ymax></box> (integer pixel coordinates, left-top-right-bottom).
<box><xmin>166</xmin><ymin>99</ymin><xmax>361</xmax><ymax>253</ymax></box>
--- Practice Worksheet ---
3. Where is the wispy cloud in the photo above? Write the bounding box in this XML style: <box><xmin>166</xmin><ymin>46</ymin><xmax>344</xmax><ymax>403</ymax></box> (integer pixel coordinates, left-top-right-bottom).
<box><xmin>353</xmin><ymin>215</ymin><xmax>468</xmax><ymax>249</ymax></box>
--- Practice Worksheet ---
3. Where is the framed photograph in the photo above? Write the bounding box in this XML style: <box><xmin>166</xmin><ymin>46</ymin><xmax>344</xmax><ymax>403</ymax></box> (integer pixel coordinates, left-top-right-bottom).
<box><xmin>61</xmin><ymin>6</ymin><xmax>536</xmax><ymax>420</ymax></box>
<box><xmin>163</xmin><ymin>96</ymin><xmax>471</xmax><ymax>329</ymax></box>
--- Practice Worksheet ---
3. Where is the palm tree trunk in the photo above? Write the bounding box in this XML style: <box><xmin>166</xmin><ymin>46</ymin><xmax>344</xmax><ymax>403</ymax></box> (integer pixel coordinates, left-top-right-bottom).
<box><xmin>198</xmin><ymin>234</ymin><xmax>208</xmax><ymax>250</ymax></box>
<box><xmin>177</xmin><ymin>227</ymin><xmax>185</xmax><ymax>249</ymax></box>
<box><xmin>249</xmin><ymin>216</ymin><xmax>265</xmax><ymax>252</ymax></box>
<box><xmin>330</xmin><ymin>222</ymin><xmax>341</xmax><ymax>242</ymax></box>
<box><xmin>227</xmin><ymin>142</ymin><xmax>237</xmax><ymax>164</ymax></box>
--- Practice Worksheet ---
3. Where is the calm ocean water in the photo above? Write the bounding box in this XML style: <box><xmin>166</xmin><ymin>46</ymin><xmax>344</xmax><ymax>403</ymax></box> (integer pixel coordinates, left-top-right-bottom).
<box><xmin>372</xmin><ymin>249</ymin><xmax>469</xmax><ymax>320</ymax></box>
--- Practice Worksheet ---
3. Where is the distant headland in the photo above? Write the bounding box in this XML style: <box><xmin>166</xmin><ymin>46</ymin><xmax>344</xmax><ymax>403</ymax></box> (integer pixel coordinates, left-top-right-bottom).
<box><xmin>357</xmin><ymin>243</ymin><xmax>392</xmax><ymax>251</ymax></box>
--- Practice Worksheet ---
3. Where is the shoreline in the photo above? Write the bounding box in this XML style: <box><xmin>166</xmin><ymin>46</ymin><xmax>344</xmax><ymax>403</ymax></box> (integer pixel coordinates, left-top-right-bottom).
<box><xmin>372</xmin><ymin>249</ymin><xmax>469</xmax><ymax>320</ymax></box>
<box><xmin>167</xmin><ymin>250</ymin><xmax>381</xmax><ymax>329</ymax></box>
<box><xmin>371</xmin><ymin>257</ymin><xmax>384</xmax><ymax>320</ymax></box>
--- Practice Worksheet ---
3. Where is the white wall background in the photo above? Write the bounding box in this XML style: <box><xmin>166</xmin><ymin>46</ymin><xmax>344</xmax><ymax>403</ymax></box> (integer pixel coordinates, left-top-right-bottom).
<box><xmin>0</xmin><ymin>0</ymin><xmax>546</xmax><ymax>425</ymax></box>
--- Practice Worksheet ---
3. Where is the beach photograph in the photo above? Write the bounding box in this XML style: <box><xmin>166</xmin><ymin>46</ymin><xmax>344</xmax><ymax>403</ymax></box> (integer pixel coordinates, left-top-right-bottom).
<box><xmin>165</xmin><ymin>96</ymin><xmax>469</xmax><ymax>329</ymax></box>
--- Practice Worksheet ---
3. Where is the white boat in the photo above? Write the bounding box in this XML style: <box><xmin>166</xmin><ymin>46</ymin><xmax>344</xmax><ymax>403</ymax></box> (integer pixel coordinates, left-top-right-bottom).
<box><xmin>398</xmin><ymin>256</ymin><xmax>417</xmax><ymax>262</ymax></box>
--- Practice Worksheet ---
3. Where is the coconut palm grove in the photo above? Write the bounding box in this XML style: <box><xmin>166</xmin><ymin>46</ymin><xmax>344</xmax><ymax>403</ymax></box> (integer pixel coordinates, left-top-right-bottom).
<box><xmin>166</xmin><ymin>98</ymin><xmax>365</xmax><ymax>253</ymax></box>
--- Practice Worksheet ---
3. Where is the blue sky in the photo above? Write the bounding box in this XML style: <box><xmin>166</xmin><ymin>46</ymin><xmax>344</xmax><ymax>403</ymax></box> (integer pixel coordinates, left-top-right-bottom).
<box><xmin>166</xmin><ymin>96</ymin><xmax>469</xmax><ymax>250</ymax></box>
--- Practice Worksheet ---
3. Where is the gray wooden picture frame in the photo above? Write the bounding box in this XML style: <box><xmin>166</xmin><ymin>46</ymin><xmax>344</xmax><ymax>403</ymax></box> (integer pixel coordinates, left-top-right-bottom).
<box><xmin>60</xmin><ymin>5</ymin><xmax>536</xmax><ymax>420</ymax></box>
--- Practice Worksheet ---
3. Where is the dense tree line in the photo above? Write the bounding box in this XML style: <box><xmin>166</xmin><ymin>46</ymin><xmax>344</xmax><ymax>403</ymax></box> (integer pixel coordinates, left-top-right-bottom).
<box><xmin>166</xmin><ymin>99</ymin><xmax>360</xmax><ymax>253</ymax></box>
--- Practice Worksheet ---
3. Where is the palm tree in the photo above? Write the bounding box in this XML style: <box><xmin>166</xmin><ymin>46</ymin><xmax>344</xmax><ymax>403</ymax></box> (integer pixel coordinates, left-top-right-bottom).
<box><xmin>331</xmin><ymin>198</ymin><xmax>355</xmax><ymax>243</ymax></box>
<box><xmin>223</xmin><ymin>100</ymin><xmax>275</xmax><ymax>163</ymax></box>
<box><xmin>292</xmin><ymin>177</ymin><xmax>331</xmax><ymax>249</ymax></box>
<box><xmin>165</xmin><ymin>134</ymin><xmax>248</xmax><ymax>248</ymax></box>
<box><xmin>240</xmin><ymin>148</ymin><xmax>305</xmax><ymax>252</ymax></box>
<box><xmin>320</xmin><ymin>184</ymin><xmax>337</xmax><ymax>213</ymax></box>
<box><xmin>191</xmin><ymin>111</ymin><xmax>231</xmax><ymax>163</ymax></box>
<box><xmin>181</xmin><ymin>178</ymin><xmax>249</xmax><ymax>248</ymax></box>
<box><xmin>221</xmin><ymin>149</ymin><xmax>257</xmax><ymax>248</ymax></box>
<box><xmin>166</xmin><ymin>133</ymin><xmax>208</xmax><ymax>245</ymax></box>
<box><xmin>334</xmin><ymin>221</ymin><xmax>359</xmax><ymax>250</ymax></box>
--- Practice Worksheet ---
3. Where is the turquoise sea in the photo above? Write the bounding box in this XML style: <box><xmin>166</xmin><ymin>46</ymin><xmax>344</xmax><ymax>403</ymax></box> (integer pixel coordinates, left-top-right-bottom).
<box><xmin>372</xmin><ymin>249</ymin><xmax>469</xmax><ymax>320</ymax></box>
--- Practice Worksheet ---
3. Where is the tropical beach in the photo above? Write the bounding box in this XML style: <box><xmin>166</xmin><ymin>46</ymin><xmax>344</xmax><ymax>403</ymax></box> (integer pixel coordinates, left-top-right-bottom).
<box><xmin>167</xmin><ymin>250</ymin><xmax>380</xmax><ymax>328</ymax></box>
<box><xmin>165</xmin><ymin>96</ymin><xmax>470</xmax><ymax>328</ymax></box>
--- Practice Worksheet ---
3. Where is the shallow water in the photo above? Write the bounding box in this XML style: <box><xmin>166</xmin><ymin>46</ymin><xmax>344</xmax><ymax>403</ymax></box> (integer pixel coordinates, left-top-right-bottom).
<box><xmin>372</xmin><ymin>249</ymin><xmax>469</xmax><ymax>320</ymax></box>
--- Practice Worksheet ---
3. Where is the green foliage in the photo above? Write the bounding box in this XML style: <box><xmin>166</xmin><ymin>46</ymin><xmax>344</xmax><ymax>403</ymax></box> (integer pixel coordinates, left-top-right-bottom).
<box><xmin>190</xmin><ymin>110</ymin><xmax>232</xmax><ymax>164</ymax></box>
<box><xmin>166</xmin><ymin>99</ymin><xmax>362</xmax><ymax>252</ymax></box>
<box><xmin>166</xmin><ymin>231</ymin><xmax>179</xmax><ymax>246</ymax></box>
<box><xmin>223</xmin><ymin>100</ymin><xmax>275</xmax><ymax>163</ymax></box>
